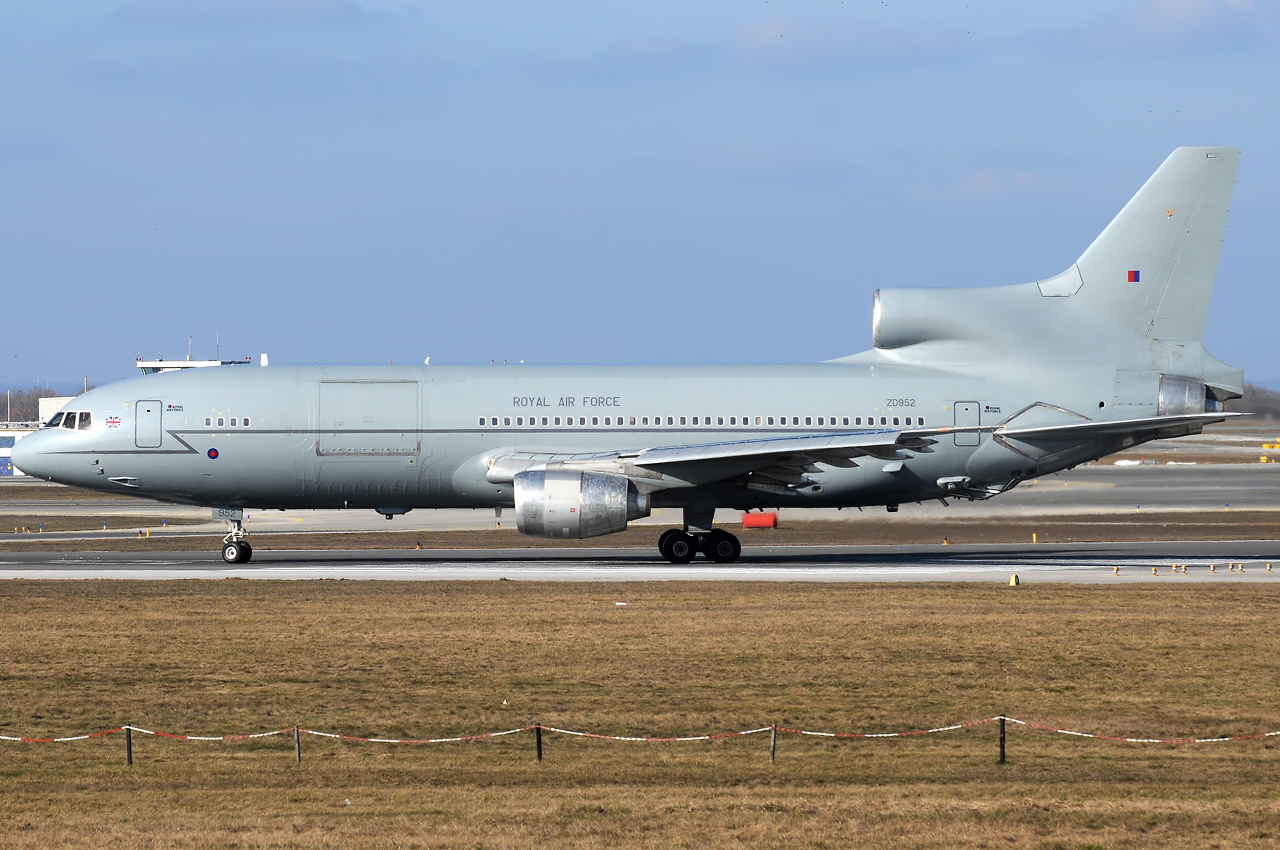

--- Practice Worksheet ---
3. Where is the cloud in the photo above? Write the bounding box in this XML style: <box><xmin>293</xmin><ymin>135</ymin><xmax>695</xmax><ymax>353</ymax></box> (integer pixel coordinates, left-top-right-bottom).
<box><xmin>113</xmin><ymin>0</ymin><xmax>369</xmax><ymax>28</ymax></box>
<box><xmin>521</xmin><ymin>33</ymin><xmax>710</xmax><ymax>79</ymax></box>
<box><xmin>730</xmin><ymin>17</ymin><xmax>960</xmax><ymax>72</ymax></box>
<box><xmin>1066</xmin><ymin>0</ymin><xmax>1272</xmax><ymax>55</ymax></box>
<box><xmin>909</xmin><ymin>167</ymin><xmax>1068</xmax><ymax>202</ymax></box>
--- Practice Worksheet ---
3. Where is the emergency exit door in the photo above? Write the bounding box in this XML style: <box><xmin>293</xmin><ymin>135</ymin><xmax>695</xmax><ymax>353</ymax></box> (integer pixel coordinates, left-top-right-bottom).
<box><xmin>953</xmin><ymin>401</ymin><xmax>980</xmax><ymax>447</ymax></box>
<box><xmin>135</xmin><ymin>400</ymin><xmax>163</xmax><ymax>448</ymax></box>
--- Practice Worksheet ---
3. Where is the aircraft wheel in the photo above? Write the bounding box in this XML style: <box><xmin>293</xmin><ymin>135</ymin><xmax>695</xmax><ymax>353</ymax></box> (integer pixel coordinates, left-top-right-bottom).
<box><xmin>660</xmin><ymin>531</ymin><xmax>697</xmax><ymax>564</ymax></box>
<box><xmin>239</xmin><ymin>543</ymin><xmax>253</xmax><ymax>564</ymax></box>
<box><xmin>703</xmin><ymin>529</ymin><xmax>741</xmax><ymax>564</ymax></box>
<box><xmin>657</xmin><ymin>528</ymin><xmax>679</xmax><ymax>553</ymax></box>
<box><xmin>222</xmin><ymin>541</ymin><xmax>244</xmax><ymax>564</ymax></box>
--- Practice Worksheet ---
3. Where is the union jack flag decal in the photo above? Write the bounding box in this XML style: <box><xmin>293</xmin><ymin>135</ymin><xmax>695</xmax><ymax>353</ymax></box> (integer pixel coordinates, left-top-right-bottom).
<box><xmin>105</xmin><ymin>416</ymin><xmax>122</xmax><ymax>428</ymax></box>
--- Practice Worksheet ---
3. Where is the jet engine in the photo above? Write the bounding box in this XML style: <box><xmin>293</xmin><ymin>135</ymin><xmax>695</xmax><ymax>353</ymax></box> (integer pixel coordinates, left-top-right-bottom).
<box><xmin>513</xmin><ymin>469</ymin><xmax>651</xmax><ymax>539</ymax></box>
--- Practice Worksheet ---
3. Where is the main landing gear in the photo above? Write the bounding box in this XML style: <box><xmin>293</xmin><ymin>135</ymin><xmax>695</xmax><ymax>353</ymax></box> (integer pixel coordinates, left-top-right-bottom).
<box><xmin>221</xmin><ymin>518</ymin><xmax>253</xmax><ymax>564</ymax></box>
<box><xmin>657</xmin><ymin>528</ymin><xmax>742</xmax><ymax>564</ymax></box>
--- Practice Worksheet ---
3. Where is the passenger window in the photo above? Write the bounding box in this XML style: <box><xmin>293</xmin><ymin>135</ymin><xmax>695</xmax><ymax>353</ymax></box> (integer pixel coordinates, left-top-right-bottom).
<box><xmin>501</xmin><ymin>417</ymin><xmax>509</xmax><ymax>426</ymax></box>
<box><xmin>805</xmin><ymin>416</ymin><xmax>813</xmax><ymax>426</ymax></box>
<box><xmin>554</xmin><ymin>417</ymin><xmax>561</xmax><ymax>425</ymax></box>
<box><xmin>628</xmin><ymin>417</ymin><xmax>636</xmax><ymax>425</ymax></box>
<box><xmin>767</xmin><ymin>416</ymin><xmax>774</xmax><ymax>425</ymax></box>
<box><xmin>218</xmin><ymin>417</ymin><xmax>225</xmax><ymax>427</ymax></box>
<box><xmin>880</xmin><ymin>417</ymin><xmax>887</xmax><ymax>426</ymax></box>
<box><xmin>205</xmin><ymin>417</ymin><xmax>212</xmax><ymax>427</ymax></box>
<box><xmin>516</xmin><ymin>417</ymin><xmax>523</xmax><ymax>426</ymax></box>
<box><xmin>843</xmin><ymin>417</ymin><xmax>850</xmax><ymax>426</ymax></box>
<box><xmin>478</xmin><ymin>417</ymin><xmax>485</xmax><ymax>426</ymax></box>
<box><xmin>46</xmin><ymin>413</ymin><xmax>64</xmax><ymax>428</ymax></box>
<box><xmin>893</xmin><ymin>417</ymin><xmax>900</xmax><ymax>426</ymax></box>
<box><xmin>604</xmin><ymin>417</ymin><xmax>610</xmax><ymax>425</ymax></box>
<box><xmin>817</xmin><ymin>417</ymin><xmax>824</xmax><ymax>426</ymax></box>
<box><xmin>679</xmin><ymin>416</ymin><xmax>687</xmax><ymax>425</ymax></box>
<box><xmin>593</xmin><ymin>417</ymin><xmax>600</xmax><ymax>426</ymax></box>
<box><xmin>905</xmin><ymin>417</ymin><xmax>912</xmax><ymax>426</ymax></box>
<box><xmin>667</xmin><ymin>416</ymin><xmax>674</xmax><ymax>425</ymax></box>
<box><xmin>243</xmin><ymin>417</ymin><xmax>250</xmax><ymax>427</ymax></box>
<box><xmin>231</xmin><ymin>418</ymin><xmax>238</xmax><ymax>427</ymax></box>
<box><xmin>728</xmin><ymin>417</ymin><xmax>735</xmax><ymax>425</ymax></box>
<box><xmin>918</xmin><ymin>416</ymin><xmax>925</xmax><ymax>426</ymax></box>
<box><xmin>755</xmin><ymin>416</ymin><xmax>762</xmax><ymax>425</ymax></box>
<box><xmin>790</xmin><ymin>416</ymin><xmax>798</xmax><ymax>426</ymax></box>
<box><xmin>642</xmin><ymin>417</ymin><xmax>649</xmax><ymax>426</ymax></box>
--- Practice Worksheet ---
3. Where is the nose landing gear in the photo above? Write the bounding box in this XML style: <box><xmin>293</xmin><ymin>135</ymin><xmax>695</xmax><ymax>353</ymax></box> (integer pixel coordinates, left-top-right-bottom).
<box><xmin>221</xmin><ymin>519</ymin><xmax>253</xmax><ymax>564</ymax></box>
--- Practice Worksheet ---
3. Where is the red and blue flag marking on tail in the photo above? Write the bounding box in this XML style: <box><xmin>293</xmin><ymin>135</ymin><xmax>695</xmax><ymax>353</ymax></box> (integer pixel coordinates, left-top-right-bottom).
<box><xmin>1127</xmin><ymin>270</ymin><xmax>1140</xmax><ymax>282</ymax></box>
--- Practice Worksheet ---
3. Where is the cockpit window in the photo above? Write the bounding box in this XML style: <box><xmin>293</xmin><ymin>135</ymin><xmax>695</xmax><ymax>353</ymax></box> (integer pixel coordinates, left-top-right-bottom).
<box><xmin>45</xmin><ymin>412</ymin><xmax>64</xmax><ymax>428</ymax></box>
<box><xmin>62</xmin><ymin>413</ymin><xmax>77</xmax><ymax>429</ymax></box>
<box><xmin>78</xmin><ymin>412</ymin><xmax>92</xmax><ymax>430</ymax></box>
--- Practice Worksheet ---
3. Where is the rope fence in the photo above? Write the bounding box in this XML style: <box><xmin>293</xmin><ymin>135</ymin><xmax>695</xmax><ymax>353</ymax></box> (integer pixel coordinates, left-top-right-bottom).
<box><xmin>5</xmin><ymin>716</ymin><xmax>1280</xmax><ymax>766</ymax></box>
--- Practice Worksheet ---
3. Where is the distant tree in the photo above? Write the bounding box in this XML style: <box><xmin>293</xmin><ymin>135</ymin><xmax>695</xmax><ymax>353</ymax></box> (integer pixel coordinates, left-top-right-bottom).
<box><xmin>1233</xmin><ymin>383</ymin><xmax>1280</xmax><ymax>420</ymax></box>
<box><xmin>3</xmin><ymin>385</ymin><xmax>93</xmax><ymax>423</ymax></box>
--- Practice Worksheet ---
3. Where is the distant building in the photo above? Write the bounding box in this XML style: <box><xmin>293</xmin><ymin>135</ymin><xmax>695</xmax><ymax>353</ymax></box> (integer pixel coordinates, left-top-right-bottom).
<box><xmin>38</xmin><ymin>396</ymin><xmax>75</xmax><ymax>425</ymax></box>
<box><xmin>0</xmin><ymin>428</ymin><xmax>33</xmax><ymax>476</ymax></box>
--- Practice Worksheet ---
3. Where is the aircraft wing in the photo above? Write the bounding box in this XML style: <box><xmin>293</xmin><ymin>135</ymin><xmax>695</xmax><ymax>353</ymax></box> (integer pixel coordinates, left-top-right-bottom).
<box><xmin>626</xmin><ymin>430</ymin><xmax>936</xmax><ymax>466</ymax></box>
<box><xmin>486</xmin><ymin>429</ymin><xmax>939</xmax><ymax>491</ymax></box>
<box><xmin>997</xmin><ymin>411</ymin><xmax>1244</xmax><ymax>441</ymax></box>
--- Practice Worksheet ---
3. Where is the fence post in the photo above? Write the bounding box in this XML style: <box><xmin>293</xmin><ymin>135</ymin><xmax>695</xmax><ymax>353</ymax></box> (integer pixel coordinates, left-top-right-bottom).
<box><xmin>999</xmin><ymin>716</ymin><xmax>1006</xmax><ymax>765</ymax></box>
<box><xmin>295</xmin><ymin>726</ymin><xmax>301</xmax><ymax>764</ymax></box>
<box><xmin>535</xmin><ymin>723</ymin><xmax>543</xmax><ymax>762</ymax></box>
<box><xmin>126</xmin><ymin>725</ymin><xmax>133</xmax><ymax>766</ymax></box>
<box><xmin>770</xmin><ymin>724</ymin><xmax>777</xmax><ymax>763</ymax></box>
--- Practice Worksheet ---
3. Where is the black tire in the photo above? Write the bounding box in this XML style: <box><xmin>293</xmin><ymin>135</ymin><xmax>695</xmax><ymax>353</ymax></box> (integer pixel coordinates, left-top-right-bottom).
<box><xmin>661</xmin><ymin>531</ymin><xmax>697</xmax><ymax>564</ymax></box>
<box><xmin>239</xmin><ymin>543</ymin><xmax>253</xmax><ymax>564</ymax></box>
<box><xmin>657</xmin><ymin>528</ymin><xmax>679</xmax><ymax>555</ymax></box>
<box><xmin>703</xmin><ymin>530</ymin><xmax>742</xmax><ymax>564</ymax></box>
<box><xmin>222</xmin><ymin>542</ymin><xmax>243</xmax><ymax>564</ymax></box>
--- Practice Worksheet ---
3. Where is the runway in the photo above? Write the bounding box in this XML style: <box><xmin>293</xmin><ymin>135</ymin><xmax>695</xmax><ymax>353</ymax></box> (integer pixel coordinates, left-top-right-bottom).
<box><xmin>2</xmin><ymin>541</ymin><xmax>1277</xmax><ymax>582</ymax></box>
<box><xmin>2</xmin><ymin>463</ymin><xmax>1278</xmax><ymax>542</ymax></box>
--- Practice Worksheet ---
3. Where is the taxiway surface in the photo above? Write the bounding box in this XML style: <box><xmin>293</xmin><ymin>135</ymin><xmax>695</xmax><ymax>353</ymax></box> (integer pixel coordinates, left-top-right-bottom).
<box><xmin>2</xmin><ymin>541</ymin><xmax>1278</xmax><ymax>583</ymax></box>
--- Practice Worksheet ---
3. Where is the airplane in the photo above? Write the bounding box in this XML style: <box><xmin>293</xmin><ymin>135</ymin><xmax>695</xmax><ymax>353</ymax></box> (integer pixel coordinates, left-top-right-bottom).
<box><xmin>13</xmin><ymin>146</ymin><xmax>1245</xmax><ymax>565</ymax></box>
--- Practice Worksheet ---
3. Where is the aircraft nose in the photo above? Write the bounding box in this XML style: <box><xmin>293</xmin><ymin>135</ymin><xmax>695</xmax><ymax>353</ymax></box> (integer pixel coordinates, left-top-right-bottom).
<box><xmin>11</xmin><ymin>433</ymin><xmax>49</xmax><ymax>480</ymax></box>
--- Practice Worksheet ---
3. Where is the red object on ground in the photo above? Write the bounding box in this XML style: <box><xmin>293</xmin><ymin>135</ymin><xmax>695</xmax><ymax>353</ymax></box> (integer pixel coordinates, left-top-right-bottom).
<box><xmin>742</xmin><ymin>512</ymin><xmax>778</xmax><ymax>529</ymax></box>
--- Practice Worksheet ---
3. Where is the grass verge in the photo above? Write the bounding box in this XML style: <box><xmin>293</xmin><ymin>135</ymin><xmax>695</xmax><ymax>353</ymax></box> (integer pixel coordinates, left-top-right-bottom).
<box><xmin>2</xmin><ymin>580</ymin><xmax>1280</xmax><ymax>847</ymax></box>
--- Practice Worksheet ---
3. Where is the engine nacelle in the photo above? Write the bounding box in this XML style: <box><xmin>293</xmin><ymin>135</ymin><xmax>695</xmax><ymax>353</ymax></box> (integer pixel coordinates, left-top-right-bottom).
<box><xmin>513</xmin><ymin>469</ymin><xmax>651</xmax><ymax>539</ymax></box>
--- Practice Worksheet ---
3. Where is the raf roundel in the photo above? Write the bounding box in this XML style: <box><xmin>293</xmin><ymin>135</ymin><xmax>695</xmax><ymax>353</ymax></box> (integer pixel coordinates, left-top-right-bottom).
<box><xmin>207</xmin><ymin>448</ymin><xmax>219</xmax><ymax>460</ymax></box>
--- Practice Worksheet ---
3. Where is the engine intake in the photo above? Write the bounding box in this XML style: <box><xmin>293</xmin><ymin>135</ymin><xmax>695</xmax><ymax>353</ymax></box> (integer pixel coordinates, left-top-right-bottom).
<box><xmin>513</xmin><ymin>469</ymin><xmax>651</xmax><ymax>539</ymax></box>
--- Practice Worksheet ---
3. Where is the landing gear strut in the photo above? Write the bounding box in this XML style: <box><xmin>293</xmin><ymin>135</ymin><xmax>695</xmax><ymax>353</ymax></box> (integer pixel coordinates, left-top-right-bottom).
<box><xmin>221</xmin><ymin>519</ymin><xmax>252</xmax><ymax>564</ymax></box>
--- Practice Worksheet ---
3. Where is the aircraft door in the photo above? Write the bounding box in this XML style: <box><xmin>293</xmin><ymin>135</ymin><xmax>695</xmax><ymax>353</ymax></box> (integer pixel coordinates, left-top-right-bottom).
<box><xmin>953</xmin><ymin>401</ymin><xmax>980</xmax><ymax>447</ymax></box>
<box><xmin>135</xmin><ymin>400</ymin><xmax>163</xmax><ymax>448</ymax></box>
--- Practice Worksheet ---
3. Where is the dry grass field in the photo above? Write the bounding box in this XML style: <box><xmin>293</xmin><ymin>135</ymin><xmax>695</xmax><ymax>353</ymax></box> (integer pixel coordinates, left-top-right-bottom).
<box><xmin>3</xmin><ymin>580</ymin><xmax>1280</xmax><ymax>848</ymax></box>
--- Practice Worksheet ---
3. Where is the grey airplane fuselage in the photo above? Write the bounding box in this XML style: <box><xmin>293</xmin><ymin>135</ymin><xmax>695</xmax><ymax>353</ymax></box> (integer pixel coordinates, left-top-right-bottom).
<box><xmin>14</xmin><ymin>147</ymin><xmax>1250</xmax><ymax>531</ymax></box>
<box><xmin>18</xmin><ymin>359</ymin><xmax>1119</xmax><ymax>514</ymax></box>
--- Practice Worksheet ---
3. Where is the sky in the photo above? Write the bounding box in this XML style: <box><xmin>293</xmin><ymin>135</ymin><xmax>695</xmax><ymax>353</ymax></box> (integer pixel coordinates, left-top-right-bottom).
<box><xmin>2</xmin><ymin>0</ymin><xmax>1278</xmax><ymax>391</ymax></box>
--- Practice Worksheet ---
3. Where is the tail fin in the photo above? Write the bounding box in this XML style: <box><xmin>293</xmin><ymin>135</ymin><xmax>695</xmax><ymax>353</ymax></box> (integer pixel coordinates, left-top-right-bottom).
<box><xmin>1044</xmin><ymin>146</ymin><xmax>1238</xmax><ymax>341</ymax></box>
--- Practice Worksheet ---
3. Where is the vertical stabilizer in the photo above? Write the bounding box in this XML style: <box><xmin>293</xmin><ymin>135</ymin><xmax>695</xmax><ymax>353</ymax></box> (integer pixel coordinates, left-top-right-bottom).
<box><xmin>1071</xmin><ymin>146</ymin><xmax>1237</xmax><ymax>340</ymax></box>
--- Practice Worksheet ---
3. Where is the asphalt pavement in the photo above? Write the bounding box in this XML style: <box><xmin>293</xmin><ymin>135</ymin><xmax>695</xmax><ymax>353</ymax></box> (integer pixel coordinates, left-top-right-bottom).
<box><xmin>2</xmin><ymin>541</ymin><xmax>1277</xmax><ymax>583</ymax></box>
